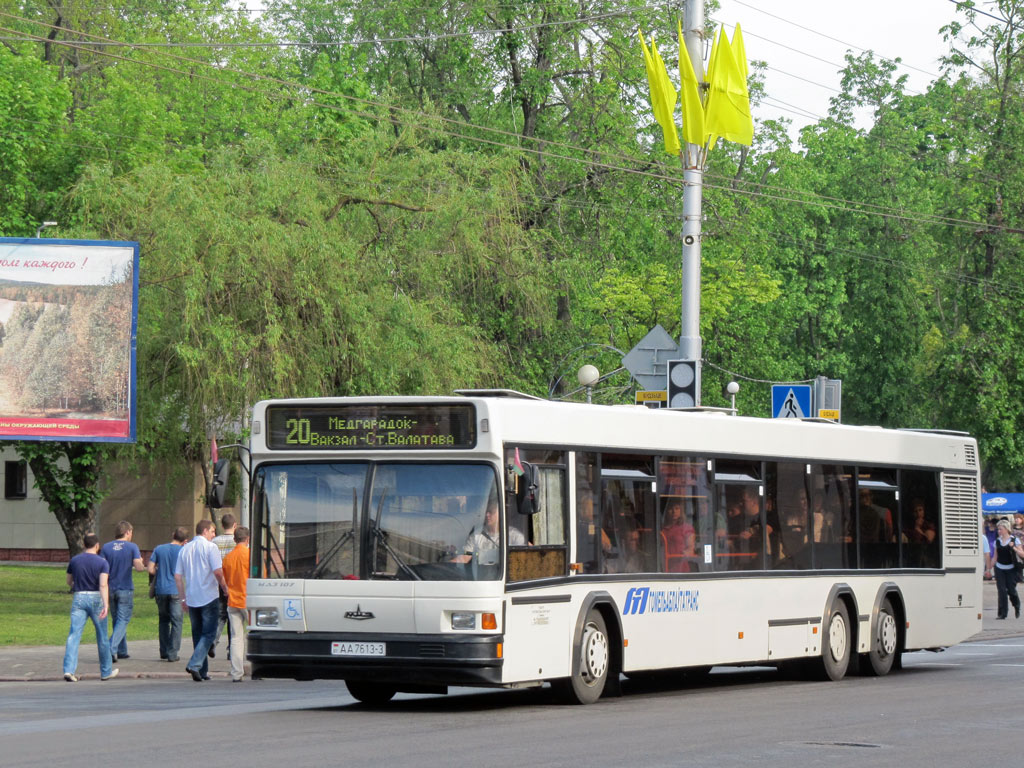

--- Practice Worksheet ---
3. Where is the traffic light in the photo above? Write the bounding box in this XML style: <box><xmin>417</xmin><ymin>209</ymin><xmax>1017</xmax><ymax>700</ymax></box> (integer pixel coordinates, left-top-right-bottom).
<box><xmin>666</xmin><ymin>359</ymin><xmax>699</xmax><ymax>408</ymax></box>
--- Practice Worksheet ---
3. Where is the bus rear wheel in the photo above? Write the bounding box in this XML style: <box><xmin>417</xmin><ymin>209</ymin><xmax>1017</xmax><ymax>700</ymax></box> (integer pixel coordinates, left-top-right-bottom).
<box><xmin>556</xmin><ymin>609</ymin><xmax>610</xmax><ymax>704</ymax></box>
<box><xmin>346</xmin><ymin>680</ymin><xmax>396</xmax><ymax>705</ymax></box>
<box><xmin>864</xmin><ymin>597</ymin><xmax>899</xmax><ymax>676</ymax></box>
<box><xmin>818</xmin><ymin>599</ymin><xmax>852</xmax><ymax>681</ymax></box>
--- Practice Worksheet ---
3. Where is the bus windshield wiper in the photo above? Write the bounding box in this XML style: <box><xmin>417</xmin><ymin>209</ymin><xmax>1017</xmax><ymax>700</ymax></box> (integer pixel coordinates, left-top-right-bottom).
<box><xmin>309</xmin><ymin>528</ymin><xmax>355</xmax><ymax>579</ymax></box>
<box><xmin>309</xmin><ymin>488</ymin><xmax>360</xmax><ymax>579</ymax></box>
<box><xmin>369</xmin><ymin>491</ymin><xmax>421</xmax><ymax>580</ymax></box>
<box><xmin>368</xmin><ymin>521</ymin><xmax>421</xmax><ymax>580</ymax></box>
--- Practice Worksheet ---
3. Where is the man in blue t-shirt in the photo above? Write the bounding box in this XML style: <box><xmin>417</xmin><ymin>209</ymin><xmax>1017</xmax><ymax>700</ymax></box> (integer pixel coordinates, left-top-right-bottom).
<box><xmin>147</xmin><ymin>527</ymin><xmax>188</xmax><ymax>662</ymax></box>
<box><xmin>63</xmin><ymin>532</ymin><xmax>118</xmax><ymax>682</ymax></box>
<box><xmin>101</xmin><ymin>521</ymin><xmax>144</xmax><ymax>664</ymax></box>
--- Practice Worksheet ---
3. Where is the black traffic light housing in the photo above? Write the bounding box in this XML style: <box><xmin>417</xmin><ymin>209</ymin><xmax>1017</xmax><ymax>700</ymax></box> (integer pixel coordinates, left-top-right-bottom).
<box><xmin>666</xmin><ymin>359</ymin><xmax>700</xmax><ymax>408</ymax></box>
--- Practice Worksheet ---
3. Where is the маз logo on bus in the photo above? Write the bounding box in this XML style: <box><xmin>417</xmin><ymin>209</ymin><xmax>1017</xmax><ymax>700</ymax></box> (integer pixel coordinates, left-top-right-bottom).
<box><xmin>622</xmin><ymin>587</ymin><xmax>700</xmax><ymax>615</ymax></box>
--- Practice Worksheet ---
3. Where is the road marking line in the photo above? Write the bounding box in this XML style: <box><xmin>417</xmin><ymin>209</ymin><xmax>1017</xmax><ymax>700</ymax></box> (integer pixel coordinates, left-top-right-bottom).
<box><xmin>969</xmin><ymin>643</ymin><xmax>1024</xmax><ymax>647</ymax></box>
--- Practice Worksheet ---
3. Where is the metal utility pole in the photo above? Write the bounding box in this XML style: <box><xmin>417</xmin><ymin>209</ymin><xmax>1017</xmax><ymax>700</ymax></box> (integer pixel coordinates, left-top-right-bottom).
<box><xmin>680</xmin><ymin>0</ymin><xmax>705</xmax><ymax>404</ymax></box>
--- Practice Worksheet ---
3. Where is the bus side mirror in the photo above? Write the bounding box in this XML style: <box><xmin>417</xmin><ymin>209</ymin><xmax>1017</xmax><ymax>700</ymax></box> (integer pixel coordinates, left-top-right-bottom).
<box><xmin>209</xmin><ymin>458</ymin><xmax>231</xmax><ymax>509</ymax></box>
<box><xmin>515</xmin><ymin>461</ymin><xmax>539</xmax><ymax>516</ymax></box>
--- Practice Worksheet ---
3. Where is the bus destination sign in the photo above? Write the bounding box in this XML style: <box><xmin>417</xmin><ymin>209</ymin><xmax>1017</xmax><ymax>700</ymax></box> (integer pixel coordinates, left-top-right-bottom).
<box><xmin>266</xmin><ymin>403</ymin><xmax>477</xmax><ymax>450</ymax></box>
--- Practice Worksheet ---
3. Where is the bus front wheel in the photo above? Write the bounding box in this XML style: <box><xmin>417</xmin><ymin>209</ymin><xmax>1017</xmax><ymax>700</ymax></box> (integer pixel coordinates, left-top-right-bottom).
<box><xmin>818</xmin><ymin>599</ymin><xmax>852</xmax><ymax>681</ymax></box>
<box><xmin>555</xmin><ymin>609</ymin><xmax>610</xmax><ymax>704</ymax></box>
<box><xmin>346</xmin><ymin>680</ymin><xmax>396</xmax><ymax>705</ymax></box>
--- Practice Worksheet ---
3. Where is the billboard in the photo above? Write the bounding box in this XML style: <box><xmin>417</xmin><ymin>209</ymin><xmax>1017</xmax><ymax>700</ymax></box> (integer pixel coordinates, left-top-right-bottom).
<box><xmin>0</xmin><ymin>238</ymin><xmax>139</xmax><ymax>442</ymax></box>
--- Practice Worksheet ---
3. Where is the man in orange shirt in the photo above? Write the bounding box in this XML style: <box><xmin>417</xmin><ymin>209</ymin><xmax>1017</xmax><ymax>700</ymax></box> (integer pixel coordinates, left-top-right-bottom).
<box><xmin>221</xmin><ymin>527</ymin><xmax>250</xmax><ymax>682</ymax></box>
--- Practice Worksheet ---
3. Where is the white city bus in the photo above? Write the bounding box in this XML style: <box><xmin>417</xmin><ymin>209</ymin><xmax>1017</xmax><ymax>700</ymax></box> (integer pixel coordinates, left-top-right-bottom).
<box><xmin>244</xmin><ymin>391</ymin><xmax>982</xmax><ymax>704</ymax></box>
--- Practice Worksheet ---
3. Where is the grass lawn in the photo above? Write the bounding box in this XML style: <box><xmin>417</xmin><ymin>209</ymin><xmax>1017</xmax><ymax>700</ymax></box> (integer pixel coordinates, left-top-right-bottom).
<box><xmin>0</xmin><ymin>565</ymin><xmax>161</xmax><ymax>646</ymax></box>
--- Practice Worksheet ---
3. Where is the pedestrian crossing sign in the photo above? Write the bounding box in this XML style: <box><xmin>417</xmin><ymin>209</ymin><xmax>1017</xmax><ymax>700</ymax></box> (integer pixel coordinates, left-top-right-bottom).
<box><xmin>771</xmin><ymin>385</ymin><xmax>812</xmax><ymax>419</ymax></box>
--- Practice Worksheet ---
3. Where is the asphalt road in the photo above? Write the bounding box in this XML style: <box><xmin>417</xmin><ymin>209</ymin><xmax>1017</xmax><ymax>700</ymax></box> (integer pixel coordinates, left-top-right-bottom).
<box><xmin>1</xmin><ymin>638</ymin><xmax>1021</xmax><ymax>768</ymax></box>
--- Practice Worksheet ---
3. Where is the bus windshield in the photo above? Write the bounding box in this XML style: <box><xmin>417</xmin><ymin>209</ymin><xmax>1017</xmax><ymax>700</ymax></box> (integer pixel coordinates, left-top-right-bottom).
<box><xmin>255</xmin><ymin>462</ymin><xmax>501</xmax><ymax>581</ymax></box>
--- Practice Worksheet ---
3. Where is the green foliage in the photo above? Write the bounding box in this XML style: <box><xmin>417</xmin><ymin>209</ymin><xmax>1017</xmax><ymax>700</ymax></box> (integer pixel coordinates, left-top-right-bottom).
<box><xmin>0</xmin><ymin>566</ymin><xmax>156</xmax><ymax>645</ymax></box>
<box><xmin>5</xmin><ymin>0</ymin><xmax>1024</xmax><ymax>518</ymax></box>
<box><xmin>0</xmin><ymin>45</ymin><xmax>71</xmax><ymax>234</ymax></box>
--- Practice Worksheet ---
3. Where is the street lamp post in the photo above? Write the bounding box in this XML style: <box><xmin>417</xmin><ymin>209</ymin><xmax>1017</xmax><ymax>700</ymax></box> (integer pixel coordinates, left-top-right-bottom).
<box><xmin>726</xmin><ymin>381</ymin><xmax>739</xmax><ymax>414</ymax></box>
<box><xmin>34</xmin><ymin>221</ymin><xmax>57</xmax><ymax>238</ymax></box>
<box><xmin>577</xmin><ymin>365</ymin><xmax>600</xmax><ymax>404</ymax></box>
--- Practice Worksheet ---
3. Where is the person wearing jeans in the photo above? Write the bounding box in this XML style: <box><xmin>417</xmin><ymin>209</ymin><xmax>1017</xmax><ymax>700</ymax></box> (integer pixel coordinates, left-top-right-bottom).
<box><xmin>108</xmin><ymin>589</ymin><xmax>134</xmax><ymax>659</ymax></box>
<box><xmin>101</xmin><ymin>521</ymin><xmax>144</xmax><ymax>662</ymax></box>
<box><xmin>63</xmin><ymin>532</ymin><xmax>118</xmax><ymax>682</ymax></box>
<box><xmin>148</xmin><ymin>527</ymin><xmax>188</xmax><ymax>662</ymax></box>
<box><xmin>175</xmin><ymin>519</ymin><xmax>228</xmax><ymax>681</ymax></box>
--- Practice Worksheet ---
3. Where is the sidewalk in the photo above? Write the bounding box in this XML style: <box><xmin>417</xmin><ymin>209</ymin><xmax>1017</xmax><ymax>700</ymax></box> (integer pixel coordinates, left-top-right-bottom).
<box><xmin>0</xmin><ymin>636</ymin><xmax>249</xmax><ymax>683</ymax></box>
<box><xmin>0</xmin><ymin>582</ymin><xmax>1017</xmax><ymax>682</ymax></box>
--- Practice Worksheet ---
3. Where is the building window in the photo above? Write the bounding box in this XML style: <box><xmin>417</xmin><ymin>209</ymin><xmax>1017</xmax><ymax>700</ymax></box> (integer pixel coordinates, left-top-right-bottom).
<box><xmin>5</xmin><ymin>460</ymin><xmax>27</xmax><ymax>499</ymax></box>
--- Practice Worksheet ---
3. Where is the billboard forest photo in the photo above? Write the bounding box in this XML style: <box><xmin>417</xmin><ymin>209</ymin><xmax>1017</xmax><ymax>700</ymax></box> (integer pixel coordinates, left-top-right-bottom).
<box><xmin>0</xmin><ymin>240</ymin><xmax>138</xmax><ymax>442</ymax></box>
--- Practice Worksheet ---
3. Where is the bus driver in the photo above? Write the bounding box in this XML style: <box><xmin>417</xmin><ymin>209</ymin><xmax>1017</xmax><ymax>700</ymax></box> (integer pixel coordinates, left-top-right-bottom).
<box><xmin>452</xmin><ymin>497</ymin><xmax>526</xmax><ymax>565</ymax></box>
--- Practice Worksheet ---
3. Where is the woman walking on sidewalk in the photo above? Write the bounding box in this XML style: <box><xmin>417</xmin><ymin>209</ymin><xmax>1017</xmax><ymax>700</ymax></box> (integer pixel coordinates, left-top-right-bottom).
<box><xmin>993</xmin><ymin>519</ymin><xmax>1024</xmax><ymax>620</ymax></box>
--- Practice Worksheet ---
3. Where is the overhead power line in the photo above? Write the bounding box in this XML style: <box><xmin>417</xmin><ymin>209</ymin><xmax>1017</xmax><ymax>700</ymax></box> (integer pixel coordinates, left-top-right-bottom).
<box><xmin>946</xmin><ymin>0</ymin><xmax>1007</xmax><ymax>24</ymax></box>
<box><xmin>730</xmin><ymin>0</ymin><xmax>942</xmax><ymax>80</ymax></box>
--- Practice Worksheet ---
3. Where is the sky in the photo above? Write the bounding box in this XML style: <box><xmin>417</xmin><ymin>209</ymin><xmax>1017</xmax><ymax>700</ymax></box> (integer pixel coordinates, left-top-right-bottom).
<box><xmin>712</xmin><ymin>0</ymin><xmax>977</xmax><ymax>141</ymax></box>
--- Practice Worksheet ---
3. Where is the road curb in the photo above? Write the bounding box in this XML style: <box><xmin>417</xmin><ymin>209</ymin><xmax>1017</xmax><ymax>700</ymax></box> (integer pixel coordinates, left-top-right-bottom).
<box><xmin>0</xmin><ymin>671</ymin><xmax>234</xmax><ymax>682</ymax></box>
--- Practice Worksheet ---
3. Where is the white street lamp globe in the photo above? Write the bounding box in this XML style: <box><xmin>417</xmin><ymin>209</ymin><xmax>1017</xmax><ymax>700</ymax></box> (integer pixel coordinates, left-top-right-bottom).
<box><xmin>577</xmin><ymin>364</ymin><xmax>600</xmax><ymax>388</ymax></box>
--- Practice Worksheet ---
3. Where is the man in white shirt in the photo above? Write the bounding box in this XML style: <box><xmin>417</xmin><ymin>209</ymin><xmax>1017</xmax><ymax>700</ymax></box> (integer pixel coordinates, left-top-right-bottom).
<box><xmin>174</xmin><ymin>519</ymin><xmax>228</xmax><ymax>681</ymax></box>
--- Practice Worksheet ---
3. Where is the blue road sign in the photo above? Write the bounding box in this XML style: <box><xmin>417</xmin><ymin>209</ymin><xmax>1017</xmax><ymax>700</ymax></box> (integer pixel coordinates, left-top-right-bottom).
<box><xmin>772</xmin><ymin>385</ymin><xmax>812</xmax><ymax>419</ymax></box>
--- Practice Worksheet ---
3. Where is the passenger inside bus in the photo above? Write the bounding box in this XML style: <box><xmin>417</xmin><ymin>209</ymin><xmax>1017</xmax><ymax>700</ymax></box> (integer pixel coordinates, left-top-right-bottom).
<box><xmin>730</xmin><ymin>488</ymin><xmax>763</xmax><ymax>567</ymax></box>
<box><xmin>661</xmin><ymin>501</ymin><xmax>695</xmax><ymax>572</ymax></box>
<box><xmin>777</xmin><ymin>492</ymin><xmax>809</xmax><ymax>564</ymax></box>
<box><xmin>577</xmin><ymin>495</ymin><xmax>612</xmax><ymax>573</ymax></box>
<box><xmin>812</xmin><ymin>495</ymin><xmax>835</xmax><ymax>543</ymax></box>
<box><xmin>859</xmin><ymin>488</ymin><xmax>894</xmax><ymax>543</ymax></box>
<box><xmin>903</xmin><ymin>498</ymin><xmax>937</xmax><ymax>544</ymax></box>
<box><xmin>618</xmin><ymin>528</ymin><xmax>646</xmax><ymax>572</ymax></box>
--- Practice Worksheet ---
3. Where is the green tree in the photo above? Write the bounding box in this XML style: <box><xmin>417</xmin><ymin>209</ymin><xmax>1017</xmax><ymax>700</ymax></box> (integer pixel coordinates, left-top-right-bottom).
<box><xmin>0</xmin><ymin>45</ymin><xmax>70</xmax><ymax>234</ymax></box>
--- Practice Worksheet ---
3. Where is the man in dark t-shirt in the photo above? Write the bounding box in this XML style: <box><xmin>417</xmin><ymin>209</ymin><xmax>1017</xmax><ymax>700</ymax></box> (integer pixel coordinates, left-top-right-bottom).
<box><xmin>63</xmin><ymin>533</ymin><xmax>118</xmax><ymax>682</ymax></box>
<box><xmin>101</xmin><ymin>520</ymin><xmax>144</xmax><ymax>663</ymax></box>
<box><xmin>148</xmin><ymin>527</ymin><xmax>188</xmax><ymax>662</ymax></box>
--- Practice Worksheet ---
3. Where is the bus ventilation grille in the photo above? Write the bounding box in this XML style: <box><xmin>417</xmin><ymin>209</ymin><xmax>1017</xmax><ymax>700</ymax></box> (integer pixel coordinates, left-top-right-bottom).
<box><xmin>943</xmin><ymin>473</ymin><xmax>979</xmax><ymax>551</ymax></box>
<box><xmin>963</xmin><ymin>443</ymin><xmax>978</xmax><ymax>468</ymax></box>
<box><xmin>418</xmin><ymin>644</ymin><xmax>446</xmax><ymax>658</ymax></box>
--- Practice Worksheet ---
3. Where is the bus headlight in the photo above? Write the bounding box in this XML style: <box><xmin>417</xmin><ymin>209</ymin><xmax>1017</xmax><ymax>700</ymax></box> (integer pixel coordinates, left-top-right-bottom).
<box><xmin>255</xmin><ymin>608</ymin><xmax>280</xmax><ymax>627</ymax></box>
<box><xmin>451</xmin><ymin>612</ymin><xmax>476</xmax><ymax>630</ymax></box>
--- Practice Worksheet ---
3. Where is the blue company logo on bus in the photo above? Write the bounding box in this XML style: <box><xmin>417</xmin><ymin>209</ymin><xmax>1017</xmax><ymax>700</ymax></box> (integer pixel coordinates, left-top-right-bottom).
<box><xmin>622</xmin><ymin>586</ymin><xmax>700</xmax><ymax>615</ymax></box>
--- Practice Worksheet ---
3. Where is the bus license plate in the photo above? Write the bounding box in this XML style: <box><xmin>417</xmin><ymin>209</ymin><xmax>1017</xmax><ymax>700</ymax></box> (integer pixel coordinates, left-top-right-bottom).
<box><xmin>332</xmin><ymin>641</ymin><xmax>385</xmax><ymax>656</ymax></box>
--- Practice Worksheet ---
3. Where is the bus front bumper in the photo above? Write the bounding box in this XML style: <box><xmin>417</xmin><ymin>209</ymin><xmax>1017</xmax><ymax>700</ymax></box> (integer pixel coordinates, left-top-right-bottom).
<box><xmin>247</xmin><ymin>631</ymin><xmax>504</xmax><ymax>686</ymax></box>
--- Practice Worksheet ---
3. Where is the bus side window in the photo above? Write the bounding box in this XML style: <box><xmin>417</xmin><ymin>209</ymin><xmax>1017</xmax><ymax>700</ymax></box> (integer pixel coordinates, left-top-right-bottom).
<box><xmin>900</xmin><ymin>469</ymin><xmax>941</xmax><ymax>568</ymax></box>
<box><xmin>768</xmin><ymin>462</ymin><xmax>811</xmax><ymax>570</ymax></box>
<box><xmin>525</xmin><ymin>467</ymin><xmax>566</xmax><ymax>546</ymax></box>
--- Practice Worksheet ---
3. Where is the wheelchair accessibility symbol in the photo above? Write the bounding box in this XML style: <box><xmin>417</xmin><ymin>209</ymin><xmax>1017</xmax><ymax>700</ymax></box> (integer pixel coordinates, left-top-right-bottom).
<box><xmin>284</xmin><ymin>599</ymin><xmax>302</xmax><ymax>620</ymax></box>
